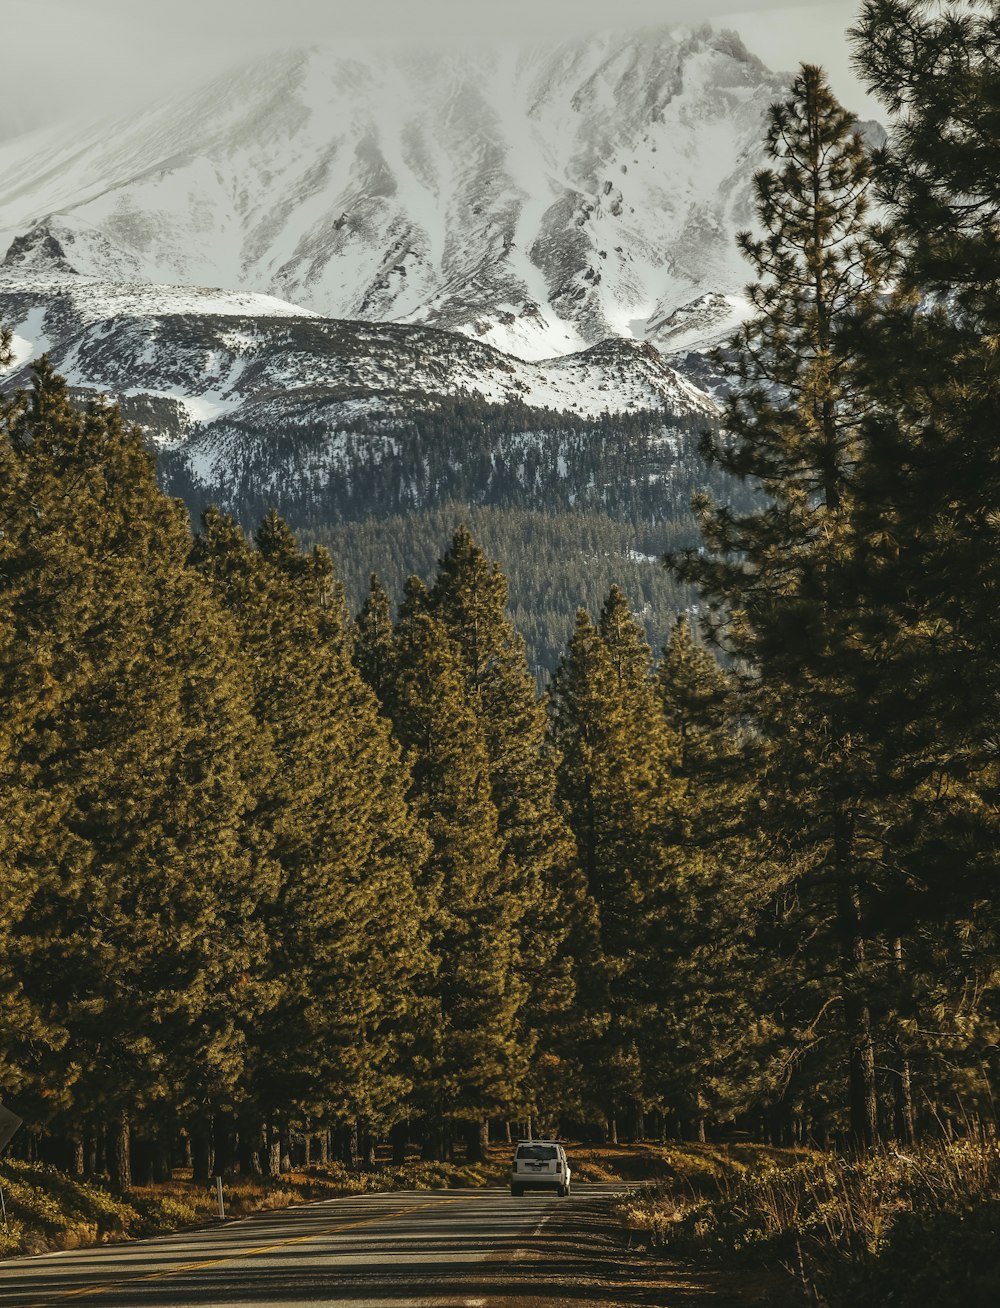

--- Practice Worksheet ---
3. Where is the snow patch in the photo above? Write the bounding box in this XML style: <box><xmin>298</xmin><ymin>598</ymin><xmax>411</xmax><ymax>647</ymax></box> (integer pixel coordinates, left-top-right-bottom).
<box><xmin>5</xmin><ymin>305</ymin><xmax>52</xmax><ymax>370</ymax></box>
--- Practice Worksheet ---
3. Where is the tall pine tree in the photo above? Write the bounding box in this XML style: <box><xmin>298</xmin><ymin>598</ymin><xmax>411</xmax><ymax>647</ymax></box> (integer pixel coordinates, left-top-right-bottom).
<box><xmin>1</xmin><ymin>361</ymin><xmax>275</xmax><ymax>1187</ymax></box>
<box><xmin>427</xmin><ymin>527</ymin><xmax>591</xmax><ymax>1137</ymax></box>
<box><xmin>668</xmin><ymin>67</ymin><xmax>898</xmax><ymax>1146</ymax></box>
<box><xmin>550</xmin><ymin>592</ymin><xmax>686</xmax><ymax>1138</ymax></box>
<box><xmin>845</xmin><ymin>0</ymin><xmax>1000</xmax><ymax>1124</ymax></box>
<box><xmin>193</xmin><ymin>509</ymin><xmax>430</xmax><ymax>1163</ymax></box>
<box><xmin>385</xmin><ymin>579</ymin><xmax>530</xmax><ymax>1154</ymax></box>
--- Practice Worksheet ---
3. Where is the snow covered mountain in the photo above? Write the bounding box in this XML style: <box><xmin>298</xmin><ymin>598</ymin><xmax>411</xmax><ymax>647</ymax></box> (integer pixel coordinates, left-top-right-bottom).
<box><xmin>0</xmin><ymin>272</ymin><xmax>718</xmax><ymax>525</ymax></box>
<box><xmin>0</xmin><ymin>271</ymin><xmax>715</xmax><ymax>429</ymax></box>
<box><xmin>0</xmin><ymin>25</ymin><xmax>782</xmax><ymax>361</ymax></box>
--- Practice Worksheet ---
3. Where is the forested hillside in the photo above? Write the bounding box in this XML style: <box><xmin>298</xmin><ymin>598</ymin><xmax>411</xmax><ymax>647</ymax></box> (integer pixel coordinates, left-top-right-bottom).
<box><xmin>311</xmin><ymin>506</ymin><xmax>694</xmax><ymax>679</ymax></box>
<box><xmin>156</xmin><ymin>400</ymin><xmax>755</xmax><ymax>673</ymax></box>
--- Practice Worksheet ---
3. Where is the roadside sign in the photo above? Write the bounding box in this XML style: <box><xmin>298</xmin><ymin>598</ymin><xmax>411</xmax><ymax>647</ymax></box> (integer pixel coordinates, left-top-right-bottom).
<box><xmin>0</xmin><ymin>1105</ymin><xmax>22</xmax><ymax>1156</ymax></box>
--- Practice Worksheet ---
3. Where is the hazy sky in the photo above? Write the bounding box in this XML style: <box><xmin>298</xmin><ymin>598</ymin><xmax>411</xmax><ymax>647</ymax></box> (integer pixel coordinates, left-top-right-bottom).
<box><xmin>4</xmin><ymin>1</ymin><xmax>880</xmax><ymax>137</ymax></box>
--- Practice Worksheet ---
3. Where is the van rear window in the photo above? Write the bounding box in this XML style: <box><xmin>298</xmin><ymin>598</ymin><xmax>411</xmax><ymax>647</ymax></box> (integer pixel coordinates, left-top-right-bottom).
<box><xmin>516</xmin><ymin>1144</ymin><xmax>557</xmax><ymax>1160</ymax></box>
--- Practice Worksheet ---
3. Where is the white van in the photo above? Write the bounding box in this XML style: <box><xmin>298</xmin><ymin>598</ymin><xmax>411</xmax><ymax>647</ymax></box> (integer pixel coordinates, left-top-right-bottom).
<box><xmin>510</xmin><ymin>1140</ymin><xmax>571</xmax><ymax>1196</ymax></box>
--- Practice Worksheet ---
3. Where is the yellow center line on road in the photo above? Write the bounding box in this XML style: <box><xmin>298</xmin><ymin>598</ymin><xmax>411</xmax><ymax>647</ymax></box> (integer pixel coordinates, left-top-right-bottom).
<box><xmin>30</xmin><ymin>1194</ymin><xmax>465</xmax><ymax>1305</ymax></box>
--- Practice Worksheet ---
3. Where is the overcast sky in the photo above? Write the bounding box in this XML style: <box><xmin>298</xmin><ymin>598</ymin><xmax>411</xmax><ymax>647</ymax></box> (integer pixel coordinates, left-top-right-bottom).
<box><xmin>3</xmin><ymin>1</ymin><xmax>881</xmax><ymax>138</ymax></box>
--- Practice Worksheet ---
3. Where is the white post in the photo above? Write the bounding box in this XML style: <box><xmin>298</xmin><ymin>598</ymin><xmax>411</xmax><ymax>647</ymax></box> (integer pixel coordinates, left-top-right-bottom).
<box><xmin>214</xmin><ymin>1175</ymin><xmax>225</xmax><ymax>1220</ymax></box>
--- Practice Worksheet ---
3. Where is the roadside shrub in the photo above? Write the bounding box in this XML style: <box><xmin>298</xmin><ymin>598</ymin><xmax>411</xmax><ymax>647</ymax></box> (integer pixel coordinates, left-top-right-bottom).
<box><xmin>618</xmin><ymin>1139</ymin><xmax>1000</xmax><ymax>1307</ymax></box>
<box><xmin>0</xmin><ymin>1160</ymin><xmax>138</xmax><ymax>1254</ymax></box>
<box><xmin>130</xmin><ymin>1192</ymin><xmax>200</xmax><ymax>1235</ymax></box>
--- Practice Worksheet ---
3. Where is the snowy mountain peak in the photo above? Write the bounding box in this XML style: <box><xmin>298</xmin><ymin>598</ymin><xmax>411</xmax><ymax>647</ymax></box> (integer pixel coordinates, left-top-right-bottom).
<box><xmin>0</xmin><ymin>25</ymin><xmax>785</xmax><ymax>360</ymax></box>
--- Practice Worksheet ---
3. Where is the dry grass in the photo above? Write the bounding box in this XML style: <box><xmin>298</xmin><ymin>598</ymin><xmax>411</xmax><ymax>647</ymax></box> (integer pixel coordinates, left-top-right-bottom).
<box><xmin>617</xmin><ymin>1137</ymin><xmax>1000</xmax><ymax>1307</ymax></box>
<box><xmin>0</xmin><ymin>1156</ymin><xmax>506</xmax><ymax>1260</ymax></box>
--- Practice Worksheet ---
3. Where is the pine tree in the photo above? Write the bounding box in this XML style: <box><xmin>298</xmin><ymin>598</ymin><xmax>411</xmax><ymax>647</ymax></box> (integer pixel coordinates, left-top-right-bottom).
<box><xmin>0</xmin><ymin>360</ymin><xmax>275</xmax><ymax>1185</ymax></box>
<box><xmin>668</xmin><ymin>67</ymin><xmax>897</xmax><ymax>1147</ymax></box>
<box><xmin>193</xmin><ymin>509</ymin><xmax>430</xmax><ymax>1157</ymax></box>
<box><xmin>844</xmin><ymin>0</ymin><xmax>1000</xmax><ymax>1125</ymax></box>
<box><xmin>427</xmin><ymin>527</ymin><xmax>591</xmax><ymax>1135</ymax></box>
<box><xmin>385</xmin><ymin>582</ymin><xmax>530</xmax><ymax>1152</ymax></box>
<box><xmin>846</xmin><ymin>1</ymin><xmax>1000</xmax><ymax>856</ymax></box>
<box><xmin>0</xmin><ymin>366</ymin><xmax>72</xmax><ymax>1108</ymax></box>
<box><xmin>648</xmin><ymin>618</ymin><xmax>765</xmax><ymax>1129</ymax></box>
<box><xmin>549</xmin><ymin>593</ymin><xmax>688</xmax><ymax>1137</ymax></box>
<box><xmin>353</xmin><ymin>573</ymin><xmax>396</xmax><ymax>706</ymax></box>
<box><xmin>658</xmin><ymin>616</ymin><xmax>737</xmax><ymax>778</ymax></box>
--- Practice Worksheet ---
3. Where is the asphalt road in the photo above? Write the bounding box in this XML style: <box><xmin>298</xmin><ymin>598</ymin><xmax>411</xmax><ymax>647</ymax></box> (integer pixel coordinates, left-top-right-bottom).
<box><xmin>0</xmin><ymin>1184</ymin><xmax>727</xmax><ymax>1308</ymax></box>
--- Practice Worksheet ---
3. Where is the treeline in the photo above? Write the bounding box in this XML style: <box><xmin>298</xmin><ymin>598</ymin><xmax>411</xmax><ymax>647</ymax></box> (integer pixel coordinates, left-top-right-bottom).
<box><xmin>157</xmin><ymin>398</ymin><xmax>731</xmax><ymax>532</ymax></box>
<box><xmin>4</xmin><ymin>0</ymin><xmax>1000</xmax><ymax>1192</ymax></box>
<box><xmin>157</xmin><ymin>397</ymin><xmax>757</xmax><ymax>675</ymax></box>
<box><xmin>309</xmin><ymin>505</ymin><xmax>699</xmax><ymax>677</ymax></box>
<box><xmin>662</xmin><ymin>5</ymin><xmax>1000</xmax><ymax>1150</ymax></box>
<box><xmin>0</xmin><ymin>358</ymin><xmax>740</xmax><ymax>1184</ymax></box>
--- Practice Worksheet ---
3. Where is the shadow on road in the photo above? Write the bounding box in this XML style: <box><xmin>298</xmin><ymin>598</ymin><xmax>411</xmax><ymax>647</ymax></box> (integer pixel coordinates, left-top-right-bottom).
<box><xmin>0</xmin><ymin>1191</ymin><xmax>747</xmax><ymax>1307</ymax></box>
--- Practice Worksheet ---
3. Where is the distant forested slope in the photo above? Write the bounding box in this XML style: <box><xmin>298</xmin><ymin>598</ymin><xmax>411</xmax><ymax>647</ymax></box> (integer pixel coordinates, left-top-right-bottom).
<box><xmin>157</xmin><ymin>399</ymin><xmax>754</xmax><ymax>671</ymax></box>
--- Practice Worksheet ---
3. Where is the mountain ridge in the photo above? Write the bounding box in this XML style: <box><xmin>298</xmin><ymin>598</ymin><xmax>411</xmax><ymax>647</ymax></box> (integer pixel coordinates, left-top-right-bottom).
<box><xmin>0</xmin><ymin>25</ymin><xmax>784</xmax><ymax>360</ymax></box>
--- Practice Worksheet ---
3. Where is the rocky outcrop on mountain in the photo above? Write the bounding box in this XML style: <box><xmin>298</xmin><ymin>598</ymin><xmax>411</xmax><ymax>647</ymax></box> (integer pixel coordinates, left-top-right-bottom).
<box><xmin>0</xmin><ymin>272</ymin><xmax>717</xmax><ymax>521</ymax></box>
<box><xmin>0</xmin><ymin>25</ymin><xmax>785</xmax><ymax>360</ymax></box>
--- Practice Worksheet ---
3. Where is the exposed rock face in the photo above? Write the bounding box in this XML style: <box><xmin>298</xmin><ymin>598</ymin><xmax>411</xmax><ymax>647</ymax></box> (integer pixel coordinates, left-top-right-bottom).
<box><xmin>0</xmin><ymin>25</ymin><xmax>786</xmax><ymax>360</ymax></box>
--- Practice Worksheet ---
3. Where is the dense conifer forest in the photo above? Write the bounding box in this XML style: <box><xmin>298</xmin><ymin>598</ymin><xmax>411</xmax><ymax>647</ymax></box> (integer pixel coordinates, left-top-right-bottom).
<box><xmin>2</xmin><ymin>1</ymin><xmax>999</xmax><ymax>1240</ymax></box>
<box><xmin>312</xmin><ymin>505</ymin><xmax>697</xmax><ymax>679</ymax></box>
<box><xmin>156</xmin><ymin>400</ymin><xmax>758</xmax><ymax>674</ymax></box>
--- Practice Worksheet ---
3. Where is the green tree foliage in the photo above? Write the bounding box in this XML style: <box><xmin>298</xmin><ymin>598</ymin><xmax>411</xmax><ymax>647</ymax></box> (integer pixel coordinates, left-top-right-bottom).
<box><xmin>317</xmin><ymin>503</ymin><xmax>704</xmax><ymax>677</ymax></box>
<box><xmin>353</xmin><ymin>574</ymin><xmax>396</xmax><ymax>705</ymax></box>
<box><xmin>192</xmin><ymin>509</ymin><xmax>430</xmax><ymax>1148</ymax></box>
<box><xmin>158</xmin><ymin>399</ymin><xmax>724</xmax><ymax>531</ymax></box>
<box><xmin>0</xmin><ymin>360</ymin><xmax>274</xmax><ymax>1185</ymax></box>
<box><xmin>427</xmin><ymin>528</ymin><xmax>591</xmax><ymax>1124</ymax></box>
<box><xmin>844</xmin><ymin>0</ymin><xmax>1000</xmax><ymax>1120</ymax></box>
<box><xmin>669</xmin><ymin>67</ymin><xmax>898</xmax><ymax>1146</ymax></box>
<box><xmin>385</xmin><ymin>583</ymin><xmax>529</xmax><ymax>1146</ymax></box>
<box><xmin>649</xmin><ymin>619</ymin><xmax>765</xmax><ymax>1130</ymax></box>
<box><xmin>549</xmin><ymin>590</ymin><xmax>687</xmax><ymax>1134</ymax></box>
<box><xmin>11</xmin><ymin>16</ymin><xmax>1000</xmax><ymax>1167</ymax></box>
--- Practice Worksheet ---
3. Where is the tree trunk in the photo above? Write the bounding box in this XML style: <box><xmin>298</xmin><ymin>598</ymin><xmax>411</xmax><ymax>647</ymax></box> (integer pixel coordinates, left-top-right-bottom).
<box><xmin>607</xmin><ymin>1116</ymin><xmax>618</xmax><ymax>1146</ymax></box>
<box><xmin>341</xmin><ymin>1122</ymin><xmax>359</xmax><ymax>1169</ymax></box>
<box><xmin>891</xmin><ymin>938</ymin><xmax>916</xmax><ymax>1145</ymax></box>
<box><xmin>152</xmin><ymin>1134</ymin><xmax>173</xmax><ymax>1183</ymax></box>
<box><xmin>109</xmin><ymin>1116</ymin><xmax>131</xmax><ymax>1194</ymax></box>
<box><xmin>835</xmin><ymin>819</ymin><xmax>879</xmax><ymax>1151</ymax></box>
<box><xmin>466</xmin><ymin>1119</ymin><xmax>489</xmax><ymax>1163</ymax></box>
<box><xmin>85</xmin><ymin>1132</ymin><xmax>98</xmax><ymax>1177</ymax></box>
<box><xmin>238</xmin><ymin>1117</ymin><xmax>265</xmax><ymax>1175</ymax></box>
<box><xmin>357</xmin><ymin>1120</ymin><xmax>376</xmax><ymax>1169</ymax></box>
<box><xmin>70</xmin><ymin>1135</ymin><xmax>85</xmax><ymax>1177</ymax></box>
<box><xmin>132</xmin><ymin>1135</ymin><xmax>154</xmax><ymax>1187</ymax></box>
<box><xmin>390</xmin><ymin>1121</ymin><xmax>408</xmax><ymax>1167</ymax></box>
<box><xmin>191</xmin><ymin>1118</ymin><xmax>213</xmax><ymax>1184</ymax></box>
<box><xmin>892</xmin><ymin>1051</ymin><xmax>916</xmax><ymax>1145</ymax></box>
<box><xmin>631</xmin><ymin>1099</ymin><xmax>646</xmax><ymax>1143</ymax></box>
<box><xmin>266</xmin><ymin>1123</ymin><xmax>282</xmax><ymax>1176</ymax></box>
<box><xmin>846</xmin><ymin>1006</ymin><xmax>878</xmax><ymax>1151</ymax></box>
